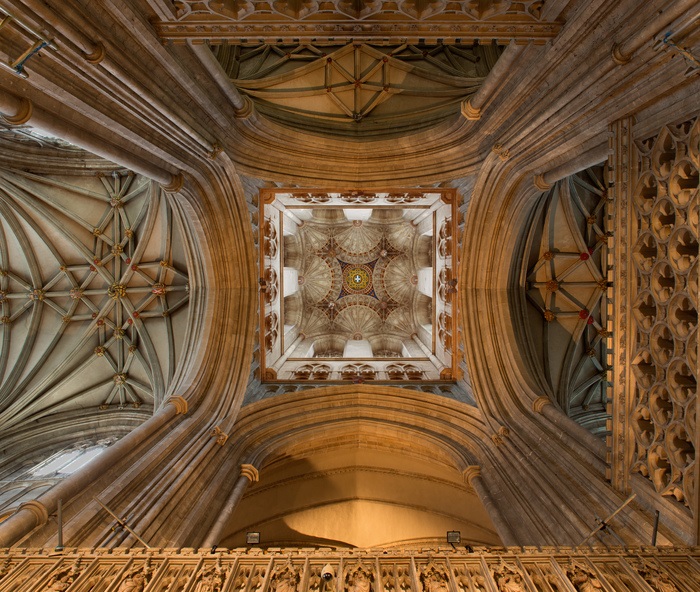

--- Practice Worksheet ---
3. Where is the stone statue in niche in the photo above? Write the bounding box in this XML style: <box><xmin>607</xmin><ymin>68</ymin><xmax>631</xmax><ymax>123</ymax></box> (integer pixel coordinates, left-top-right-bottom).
<box><xmin>345</xmin><ymin>563</ymin><xmax>373</xmax><ymax>592</ymax></box>
<box><xmin>566</xmin><ymin>562</ymin><xmax>602</xmax><ymax>592</ymax></box>
<box><xmin>118</xmin><ymin>568</ymin><xmax>148</xmax><ymax>592</ymax></box>
<box><xmin>233</xmin><ymin>567</ymin><xmax>253</xmax><ymax>592</ymax></box>
<box><xmin>397</xmin><ymin>566</ymin><xmax>412</xmax><ymax>592</ymax></box>
<box><xmin>308</xmin><ymin>567</ymin><xmax>323</xmax><ymax>592</ymax></box>
<box><xmin>636</xmin><ymin>561</ymin><xmax>678</xmax><ymax>592</ymax></box>
<box><xmin>419</xmin><ymin>563</ymin><xmax>449</xmax><ymax>592</ymax></box>
<box><xmin>46</xmin><ymin>569</ymin><xmax>75</xmax><ymax>592</ymax></box>
<box><xmin>46</xmin><ymin>559</ymin><xmax>83</xmax><ymax>592</ymax></box>
<box><xmin>491</xmin><ymin>562</ymin><xmax>525</xmax><ymax>592</ymax></box>
<box><xmin>380</xmin><ymin>567</ymin><xmax>395</xmax><ymax>592</ymax></box>
<box><xmin>531</xmin><ymin>566</ymin><xmax>562</xmax><ymax>592</ymax></box>
<box><xmin>195</xmin><ymin>560</ymin><xmax>226</xmax><ymax>592</ymax></box>
<box><xmin>271</xmin><ymin>563</ymin><xmax>302</xmax><ymax>592</ymax></box>
<box><xmin>454</xmin><ymin>567</ymin><xmax>486</xmax><ymax>592</ymax></box>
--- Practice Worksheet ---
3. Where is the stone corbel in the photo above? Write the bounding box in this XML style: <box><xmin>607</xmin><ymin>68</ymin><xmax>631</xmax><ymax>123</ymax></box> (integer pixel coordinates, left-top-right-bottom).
<box><xmin>462</xmin><ymin>465</ymin><xmax>481</xmax><ymax>488</ymax></box>
<box><xmin>491</xmin><ymin>425</ymin><xmax>510</xmax><ymax>445</ymax></box>
<box><xmin>234</xmin><ymin>95</ymin><xmax>255</xmax><ymax>119</ymax></box>
<box><xmin>461</xmin><ymin>98</ymin><xmax>481</xmax><ymax>121</ymax></box>
<box><xmin>83</xmin><ymin>42</ymin><xmax>106</xmax><ymax>64</ymax></box>
<box><xmin>492</xmin><ymin>143</ymin><xmax>510</xmax><ymax>161</ymax></box>
<box><xmin>207</xmin><ymin>143</ymin><xmax>224</xmax><ymax>160</ymax></box>
<box><xmin>210</xmin><ymin>426</ymin><xmax>229</xmax><ymax>446</ymax></box>
<box><xmin>533</xmin><ymin>174</ymin><xmax>552</xmax><ymax>191</ymax></box>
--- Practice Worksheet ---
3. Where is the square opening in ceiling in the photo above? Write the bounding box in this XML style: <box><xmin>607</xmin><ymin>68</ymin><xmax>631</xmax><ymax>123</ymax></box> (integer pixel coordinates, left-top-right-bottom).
<box><xmin>259</xmin><ymin>189</ymin><xmax>459</xmax><ymax>383</ymax></box>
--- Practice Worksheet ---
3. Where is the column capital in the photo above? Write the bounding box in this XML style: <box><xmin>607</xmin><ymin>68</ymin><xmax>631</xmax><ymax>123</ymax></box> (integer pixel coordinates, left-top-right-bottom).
<box><xmin>533</xmin><ymin>174</ymin><xmax>552</xmax><ymax>191</ymax></box>
<box><xmin>162</xmin><ymin>172</ymin><xmax>185</xmax><ymax>194</ymax></box>
<box><xmin>18</xmin><ymin>500</ymin><xmax>49</xmax><ymax>526</ymax></box>
<box><xmin>611</xmin><ymin>42</ymin><xmax>631</xmax><ymax>65</ymax></box>
<box><xmin>462</xmin><ymin>465</ymin><xmax>481</xmax><ymax>487</ymax></box>
<box><xmin>3</xmin><ymin>97</ymin><xmax>33</xmax><ymax>125</ymax></box>
<box><xmin>83</xmin><ymin>42</ymin><xmax>106</xmax><ymax>64</ymax></box>
<box><xmin>461</xmin><ymin>98</ymin><xmax>481</xmax><ymax>121</ymax></box>
<box><xmin>533</xmin><ymin>396</ymin><xmax>553</xmax><ymax>414</ymax></box>
<box><xmin>234</xmin><ymin>95</ymin><xmax>255</xmax><ymax>119</ymax></box>
<box><xmin>166</xmin><ymin>395</ymin><xmax>188</xmax><ymax>415</ymax></box>
<box><xmin>240</xmin><ymin>464</ymin><xmax>259</xmax><ymax>483</ymax></box>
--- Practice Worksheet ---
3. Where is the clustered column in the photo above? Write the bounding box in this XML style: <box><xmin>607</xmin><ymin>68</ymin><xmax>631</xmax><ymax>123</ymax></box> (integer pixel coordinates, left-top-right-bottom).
<box><xmin>203</xmin><ymin>464</ymin><xmax>259</xmax><ymax>547</ymax></box>
<box><xmin>463</xmin><ymin>466</ymin><xmax>518</xmax><ymax>546</ymax></box>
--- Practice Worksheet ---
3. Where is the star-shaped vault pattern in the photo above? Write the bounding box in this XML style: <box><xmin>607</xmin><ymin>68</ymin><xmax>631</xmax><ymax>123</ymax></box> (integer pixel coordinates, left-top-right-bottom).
<box><xmin>0</xmin><ymin>169</ymin><xmax>192</xmax><ymax>429</ymax></box>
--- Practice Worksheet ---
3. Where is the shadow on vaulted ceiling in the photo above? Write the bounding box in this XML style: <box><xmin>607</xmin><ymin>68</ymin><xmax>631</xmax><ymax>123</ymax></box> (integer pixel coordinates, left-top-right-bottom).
<box><xmin>213</xmin><ymin>42</ymin><xmax>503</xmax><ymax>137</ymax></box>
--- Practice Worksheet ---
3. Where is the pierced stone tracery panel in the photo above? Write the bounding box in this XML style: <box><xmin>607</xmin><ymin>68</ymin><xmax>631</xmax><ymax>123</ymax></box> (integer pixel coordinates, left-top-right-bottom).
<box><xmin>629</xmin><ymin>117</ymin><xmax>699</xmax><ymax>509</ymax></box>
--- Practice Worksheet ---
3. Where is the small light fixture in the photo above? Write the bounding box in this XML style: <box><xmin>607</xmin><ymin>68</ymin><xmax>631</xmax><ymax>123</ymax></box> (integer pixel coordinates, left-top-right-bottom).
<box><xmin>446</xmin><ymin>531</ymin><xmax>461</xmax><ymax>544</ymax></box>
<box><xmin>246</xmin><ymin>532</ymin><xmax>260</xmax><ymax>545</ymax></box>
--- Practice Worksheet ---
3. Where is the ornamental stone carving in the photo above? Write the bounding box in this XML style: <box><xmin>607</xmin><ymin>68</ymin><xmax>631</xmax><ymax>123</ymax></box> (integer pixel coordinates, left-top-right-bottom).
<box><xmin>270</xmin><ymin>563</ymin><xmax>302</xmax><ymax>592</ymax></box>
<box><xmin>628</xmin><ymin>117</ymin><xmax>698</xmax><ymax>508</ymax></box>
<box><xmin>419</xmin><ymin>563</ymin><xmax>449</xmax><ymax>592</ymax></box>
<box><xmin>345</xmin><ymin>563</ymin><xmax>374</xmax><ymax>592</ymax></box>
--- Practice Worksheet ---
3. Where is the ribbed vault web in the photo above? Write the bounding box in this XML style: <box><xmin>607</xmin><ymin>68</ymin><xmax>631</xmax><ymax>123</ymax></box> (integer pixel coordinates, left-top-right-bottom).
<box><xmin>0</xmin><ymin>166</ymin><xmax>192</xmax><ymax>432</ymax></box>
<box><xmin>518</xmin><ymin>166</ymin><xmax>612</xmax><ymax>437</ymax></box>
<box><xmin>212</xmin><ymin>42</ymin><xmax>502</xmax><ymax>137</ymax></box>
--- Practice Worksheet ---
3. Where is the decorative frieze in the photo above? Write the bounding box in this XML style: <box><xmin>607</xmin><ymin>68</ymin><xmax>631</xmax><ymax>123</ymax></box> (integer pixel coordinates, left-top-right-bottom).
<box><xmin>155</xmin><ymin>1</ymin><xmax>560</xmax><ymax>45</ymax></box>
<box><xmin>1</xmin><ymin>549</ymin><xmax>698</xmax><ymax>592</ymax></box>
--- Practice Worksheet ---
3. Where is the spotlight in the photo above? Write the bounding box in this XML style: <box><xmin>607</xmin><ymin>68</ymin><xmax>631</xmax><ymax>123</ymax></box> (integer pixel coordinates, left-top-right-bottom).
<box><xmin>246</xmin><ymin>532</ymin><xmax>260</xmax><ymax>545</ymax></box>
<box><xmin>446</xmin><ymin>531</ymin><xmax>461</xmax><ymax>544</ymax></box>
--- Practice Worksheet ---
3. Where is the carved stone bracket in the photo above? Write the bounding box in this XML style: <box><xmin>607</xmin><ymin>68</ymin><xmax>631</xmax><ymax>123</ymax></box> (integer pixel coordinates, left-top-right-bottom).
<box><xmin>533</xmin><ymin>173</ymin><xmax>552</xmax><ymax>191</ymax></box>
<box><xmin>211</xmin><ymin>426</ymin><xmax>229</xmax><ymax>446</ymax></box>
<box><xmin>492</xmin><ymin>143</ymin><xmax>510</xmax><ymax>161</ymax></box>
<box><xmin>162</xmin><ymin>172</ymin><xmax>185</xmax><ymax>193</ymax></box>
<box><xmin>461</xmin><ymin>98</ymin><xmax>481</xmax><ymax>121</ymax></box>
<box><xmin>462</xmin><ymin>465</ymin><xmax>480</xmax><ymax>488</ymax></box>
<box><xmin>83</xmin><ymin>42</ymin><xmax>106</xmax><ymax>64</ymax></box>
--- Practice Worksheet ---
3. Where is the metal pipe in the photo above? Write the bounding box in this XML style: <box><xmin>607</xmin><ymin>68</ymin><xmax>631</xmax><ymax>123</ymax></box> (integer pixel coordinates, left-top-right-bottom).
<box><xmin>56</xmin><ymin>499</ymin><xmax>63</xmax><ymax>551</ymax></box>
<box><xmin>16</xmin><ymin>0</ymin><xmax>103</xmax><ymax>61</ymax></box>
<box><xmin>651</xmin><ymin>510</ymin><xmax>660</xmax><ymax>545</ymax></box>
<box><xmin>12</xmin><ymin>1</ymin><xmax>215</xmax><ymax>154</ymax></box>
